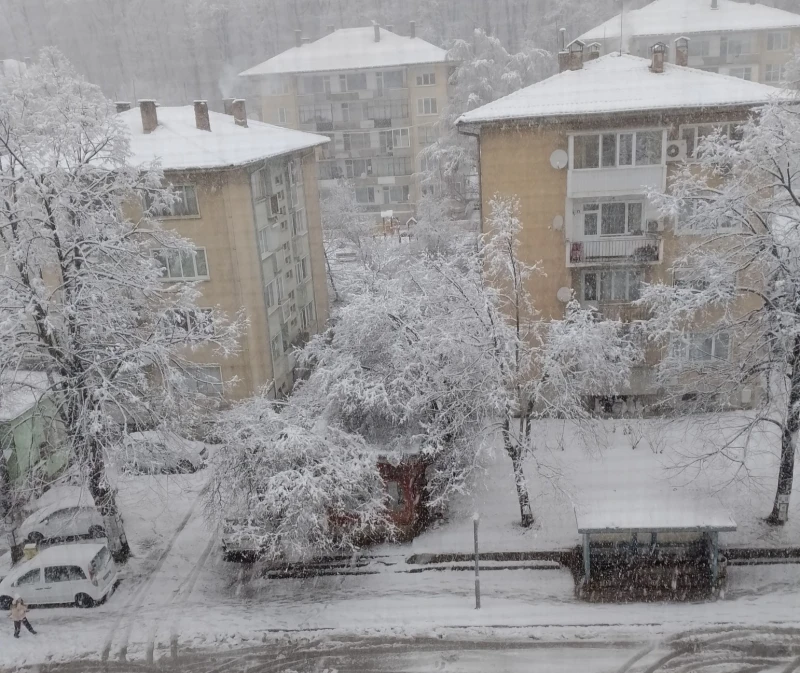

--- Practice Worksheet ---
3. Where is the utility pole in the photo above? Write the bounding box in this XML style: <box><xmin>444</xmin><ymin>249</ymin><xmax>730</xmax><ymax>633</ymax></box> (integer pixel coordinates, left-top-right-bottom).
<box><xmin>473</xmin><ymin>512</ymin><xmax>480</xmax><ymax>609</ymax></box>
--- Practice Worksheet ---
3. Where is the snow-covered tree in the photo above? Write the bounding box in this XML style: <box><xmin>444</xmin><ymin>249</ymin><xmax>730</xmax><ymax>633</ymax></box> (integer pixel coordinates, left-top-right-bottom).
<box><xmin>638</xmin><ymin>76</ymin><xmax>800</xmax><ymax>524</ymax></box>
<box><xmin>205</xmin><ymin>395</ymin><xmax>387</xmax><ymax>562</ymax></box>
<box><xmin>419</xmin><ymin>30</ymin><xmax>553</xmax><ymax>211</ymax></box>
<box><xmin>0</xmin><ymin>50</ymin><xmax>241</xmax><ymax>558</ymax></box>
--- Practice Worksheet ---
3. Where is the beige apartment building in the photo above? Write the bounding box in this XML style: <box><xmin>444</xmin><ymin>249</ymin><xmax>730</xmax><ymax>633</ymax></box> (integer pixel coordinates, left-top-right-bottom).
<box><xmin>239</xmin><ymin>23</ymin><xmax>451</xmax><ymax>224</ymax></box>
<box><xmin>577</xmin><ymin>0</ymin><xmax>800</xmax><ymax>85</ymax></box>
<box><xmin>458</xmin><ymin>44</ymin><xmax>781</xmax><ymax>406</ymax></box>
<box><xmin>119</xmin><ymin>100</ymin><xmax>330</xmax><ymax>400</ymax></box>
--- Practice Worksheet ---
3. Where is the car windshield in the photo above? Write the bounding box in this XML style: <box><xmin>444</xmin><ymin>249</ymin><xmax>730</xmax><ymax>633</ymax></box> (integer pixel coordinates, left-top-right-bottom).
<box><xmin>89</xmin><ymin>548</ymin><xmax>110</xmax><ymax>575</ymax></box>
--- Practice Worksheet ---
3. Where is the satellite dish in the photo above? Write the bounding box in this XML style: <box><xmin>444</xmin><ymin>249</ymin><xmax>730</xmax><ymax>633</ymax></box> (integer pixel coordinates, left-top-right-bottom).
<box><xmin>552</xmin><ymin>215</ymin><xmax>564</xmax><ymax>230</ymax></box>
<box><xmin>550</xmin><ymin>149</ymin><xmax>569</xmax><ymax>170</ymax></box>
<box><xmin>557</xmin><ymin>287</ymin><xmax>573</xmax><ymax>303</ymax></box>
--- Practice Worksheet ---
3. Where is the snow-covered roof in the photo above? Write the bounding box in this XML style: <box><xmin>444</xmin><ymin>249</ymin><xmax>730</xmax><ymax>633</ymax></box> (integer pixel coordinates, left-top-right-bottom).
<box><xmin>119</xmin><ymin>106</ymin><xmax>329</xmax><ymax>172</ymax></box>
<box><xmin>0</xmin><ymin>59</ymin><xmax>27</xmax><ymax>79</ymax></box>
<box><xmin>575</xmin><ymin>495</ymin><xmax>737</xmax><ymax>534</ymax></box>
<box><xmin>457</xmin><ymin>53</ymin><xmax>786</xmax><ymax>125</ymax></box>
<box><xmin>239</xmin><ymin>27</ymin><xmax>448</xmax><ymax>77</ymax></box>
<box><xmin>0</xmin><ymin>372</ymin><xmax>50</xmax><ymax>423</ymax></box>
<box><xmin>579</xmin><ymin>0</ymin><xmax>800</xmax><ymax>41</ymax></box>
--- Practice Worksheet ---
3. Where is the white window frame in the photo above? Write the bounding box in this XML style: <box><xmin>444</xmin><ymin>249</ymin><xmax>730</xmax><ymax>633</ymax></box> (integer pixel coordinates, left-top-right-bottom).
<box><xmin>765</xmin><ymin>63</ymin><xmax>787</xmax><ymax>84</ymax></box>
<box><xmin>723</xmin><ymin>35</ymin><xmax>753</xmax><ymax>57</ymax></box>
<box><xmin>671</xmin><ymin>332</ymin><xmax>731</xmax><ymax>363</ymax></box>
<box><xmin>355</xmin><ymin>186</ymin><xmax>375</xmax><ymax>203</ymax></box>
<box><xmin>343</xmin><ymin>132</ymin><xmax>371</xmax><ymax>151</ymax></box>
<box><xmin>271</xmin><ymin>334</ymin><xmax>284</xmax><ymax>362</ymax></box>
<box><xmin>679</xmin><ymin>122</ymin><xmax>744</xmax><ymax>160</ymax></box>
<box><xmin>183</xmin><ymin>365</ymin><xmax>223</xmax><ymax>396</ymax></box>
<box><xmin>580</xmin><ymin>200</ymin><xmax>646</xmax><ymax>237</ymax></box>
<box><xmin>391</xmin><ymin>127</ymin><xmax>411</xmax><ymax>148</ymax></box>
<box><xmin>727</xmin><ymin>66</ymin><xmax>753</xmax><ymax>81</ymax></box>
<box><xmin>767</xmin><ymin>31</ymin><xmax>790</xmax><ymax>52</ymax></box>
<box><xmin>672</xmin><ymin>267</ymin><xmax>712</xmax><ymax>292</ymax></box>
<box><xmin>291</xmin><ymin>209</ymin><xmax>307</xmax><ymax>237</ymax></box>
<box><xmin>582</xmin><ymin>268</ymin><xmax>643</xmax><ymax>303</ymax></box>
<box><xmin>295</xmin><ymin>256</ymin><xmax>308</xmax><ymax>283</ymax></box>
<box><xmin>676</xmin><ymin>198</ymin><xmax>738</xmax><ymax>235</ymax></box>
<box><xmin>571</xmin><ymin>129</ymin><xmax>665</xmax><ymax>170</ymax></box>
<box><xmin>417</xmin><ymin>97</ymin><xmax>438</xmax><ymax>115</ymax></box>
<box><xmin>145</xmin><ymin>185</ymin><xmax>199</xmax><ymax>218</ymax></box>
<box><xmin>155</xmin><ymin>248</ymin><xmax>209</xmax><ymax>281</ymax></box>
<box><xmin>265</xmin><ymin>278</ymin><xmax>278</xmax><ymax>311</ymax></box>
<box><xmin>416</xmin><ymin>72</ymin><xmax>436</xmax><ymax>86</ymax></box>
<box><xmin>278</xmin><ymin>107</ymin><xmax>287</xmax><ymax>124</ymax></box>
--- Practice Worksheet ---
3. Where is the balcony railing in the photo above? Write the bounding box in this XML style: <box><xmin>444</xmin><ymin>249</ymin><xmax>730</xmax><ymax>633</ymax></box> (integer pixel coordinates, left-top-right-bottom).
<box><xmin>567</xmin><ymin>236</ymin><xmax>663</xmax><ymax>267</ymax></box>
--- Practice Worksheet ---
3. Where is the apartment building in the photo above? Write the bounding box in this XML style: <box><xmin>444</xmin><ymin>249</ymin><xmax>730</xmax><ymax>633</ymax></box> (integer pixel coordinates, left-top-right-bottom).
<box><xmin>577</xmin><ymin>0</ymin><xmax>800</xmax><ymax>85</ymax></box>
<box><xmin>119</xmin><ymin>100</ymin><xmax>330</xmax><ymax>400</ymax></box>
<box><xmin>238</xmin><ymin>23</ymin><xmax>450</xmax><ymax>224</ymax></box>
<box><xmin>457</xmin><ymin>44</ymin><xmax>781</xmax><ymax>405</ymax></box>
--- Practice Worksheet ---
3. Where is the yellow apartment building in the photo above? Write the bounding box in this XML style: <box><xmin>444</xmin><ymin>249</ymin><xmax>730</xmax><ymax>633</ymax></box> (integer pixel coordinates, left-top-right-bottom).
<box><xmin>238</xmin><ymin>23</ymin><xmax>451</xmax><ymax>225</ymax></box>
<box><xmin>458</xmin><ymin>44</ymin><xmax>782</xmax><ymax>407</ymax></box>
<box><xmin>577</xmin><ymin>0</ymin><xmax>800</xmax><ymax>86</ymax></box>
<box><xmin>118</xmin><ymin>100</ymin><xmax>330</xmax><ymax>400</ymax></box>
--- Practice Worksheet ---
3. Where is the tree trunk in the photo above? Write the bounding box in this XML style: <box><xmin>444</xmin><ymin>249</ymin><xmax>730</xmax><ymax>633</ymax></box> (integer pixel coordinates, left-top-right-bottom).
<box><xmin>768</xmin><ymin>335</ymin><xmax>800</xmax><ymax>525</ymax></box>
<box><xmin>323</xmin><ymin>248</ymin><xmax>339</xmax><ymax>303</ymax></box>
<box><xmin>87</xmin><ymin>439</ymin><xmax>131</xmax><ymax>561</ymax></box>
<box><xmin>504</xmin><ymin>418</ymin><xmax>533</xmax><ymax>527</ymax></box>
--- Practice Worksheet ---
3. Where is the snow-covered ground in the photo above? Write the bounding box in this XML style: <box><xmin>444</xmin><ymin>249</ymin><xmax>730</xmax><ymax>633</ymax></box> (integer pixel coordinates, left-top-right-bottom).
<box><xmin>1</xmin><ymin>414</ymin><xmax>799</xmax><ymax>671</ymax></box>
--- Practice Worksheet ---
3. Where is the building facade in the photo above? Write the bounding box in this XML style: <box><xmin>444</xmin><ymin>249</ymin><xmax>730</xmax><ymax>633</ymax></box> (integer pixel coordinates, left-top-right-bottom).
<box><xmin>120</xmin><ymin>101</ymin><xmax>330</xmax><ymax>400</ymax></box>
<box><xmin>577</xmin><ymin>0</ymin><xmax>800</xmax><ymax>85</ymax></box>
<box><xmin>239</xmin><ymin>24</ymin><xmax>451</xmax><ymax>224</ymax></box>
<box><xmin>458</xmin><ymin>46</ymin><xmax>782</xmax><ymax>408</ymax></box>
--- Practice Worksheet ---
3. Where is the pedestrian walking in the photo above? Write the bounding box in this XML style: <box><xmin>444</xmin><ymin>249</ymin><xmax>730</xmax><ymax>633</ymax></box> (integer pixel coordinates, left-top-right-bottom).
<box><xmin>9</xmin><ymin>596</ymin><xmax>36</xmax><ymax>638</ymax></box>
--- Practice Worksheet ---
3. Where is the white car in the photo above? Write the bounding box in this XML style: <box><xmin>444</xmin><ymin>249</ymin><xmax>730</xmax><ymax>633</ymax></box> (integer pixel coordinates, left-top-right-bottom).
<box><xmin>0</xmin><ymin>543</ymin><xmax>117</xmax><ymax>608</ymax></box>
<box><xmin>120</xmin><ymin>431</ymin><xmax>207</xmax><ymax>475</ymax></box>
<box><xmin>18</xmin><ymin>502</ymin><xmax>105</xmax><ymax>545</ymax></box>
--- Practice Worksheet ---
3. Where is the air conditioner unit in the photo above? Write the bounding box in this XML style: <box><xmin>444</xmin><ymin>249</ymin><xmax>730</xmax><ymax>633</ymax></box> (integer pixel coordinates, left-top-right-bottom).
<box><xmin>666</xmin><ymin>139</ymin><xmax>688</xmax><ymax>162</ymax></box>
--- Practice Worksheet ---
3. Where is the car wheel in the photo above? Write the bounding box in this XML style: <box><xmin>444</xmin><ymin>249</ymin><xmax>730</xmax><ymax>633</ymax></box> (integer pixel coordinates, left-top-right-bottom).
<box><xmin>75</xmin><ymin>593</ymin><xmax>95</xmax><ymax>608</ymax></box>
<box><xmin>0</xmin><ymin>596</ymin><xmax>12</xmax><ymax>610</ymax></box>
<box><xmin>27</xmin><ymin>531</ymin><xmax>44</xmax><ymax>544</ymax></box>
<box><xmin>177</xmin><ymin>459</ymin><xmax>196</xmax><ymax>474</ymax></box>
<box><xmin>88</xmin><ymin>525</ymin><xmax>106</xmax><ymax>539</ymax></box>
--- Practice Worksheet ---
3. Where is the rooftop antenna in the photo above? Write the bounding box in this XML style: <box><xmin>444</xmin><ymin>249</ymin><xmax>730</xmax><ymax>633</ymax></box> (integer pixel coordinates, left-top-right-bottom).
<box><xmin>619</xmin><ymin>0</ymin><xmax>624</xmax><ymax>55</ymax></box>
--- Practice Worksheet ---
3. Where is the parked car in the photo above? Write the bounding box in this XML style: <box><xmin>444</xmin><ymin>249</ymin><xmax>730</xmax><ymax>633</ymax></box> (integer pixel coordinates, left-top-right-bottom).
<box><xmin>120</xmin><ymin>431</ymin><xmax>207</xmax><ymax>475</ymax></box>
<box><xmin>221</xmin><ymin>519</ymin><xmax>271</xmax><ymax>562</ymax></box>
<box><xmin>18</xmin><ymin>502</ymin><xmax>105</xmax><ymax>545</ymax></box>
<box><xmin>0</xmin><ymin>543</ymin><xmax>117</xmax><ymax>608</ymax></box>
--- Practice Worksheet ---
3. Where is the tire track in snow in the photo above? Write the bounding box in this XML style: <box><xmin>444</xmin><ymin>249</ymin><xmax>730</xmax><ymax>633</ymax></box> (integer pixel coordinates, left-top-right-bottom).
<box><xmin>100</xmin><ymin>493</ymin><xmax>202</xmax><ymax>663</ymax></box>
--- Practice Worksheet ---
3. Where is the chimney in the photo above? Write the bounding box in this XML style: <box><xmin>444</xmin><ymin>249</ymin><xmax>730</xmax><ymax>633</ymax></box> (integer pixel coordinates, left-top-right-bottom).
<box><xmin>139</xmin><ymin>100</ymin><xmax>158</xmax><ymax>134</ymax></box>
<box><xmin>558</xmin><ymin>51</ymin><xmax>570</xmax><ymax>72</ymax></box>
<box><xmin>295</xmin><ymin>29</ymin><xmax>302</xmax><ymax>47</ymax></box>
<box><xmin>115</xmin><ymin>101</ymin><xmax>131</xmax><ymax>113</ymax></box>
<box><xmin>409</xmin><ymin>21</ymin><xmax>416</xmax><ymax>39</ymax></box>
<box><xmin>194</xmin><ymin>100</ymin><xmax>211</xmax><ymax>132</ymax></box>
<box><xmin>559</xmin><ymin>27</ymin><xmax>567</xmax><ymax>51</ymax></box>
<box><xmin>674</xmin><ymin>36</ymin><xmax>690</xmax><ymax>67</ymax></box>
<box><xmin>567</xmin><ymin>39</ymin><xmax>585</xmax><ymax>71</ymax></box>
<box><xmin>223</xmin><ymin>98</ymin><xmax>235</xmax><ymax>115</ymax></box>
<box><xmin>586</xmin><ymin>43</ymin><xmax>601</xmax><ymax>61</ymax></box>
<box><xmin>650</xmin><ymin>42</ymin><xmax>667</xmax><ymax>73</ymax></box>
<box><xmin>327</xmin><ymin>24</ymin><xmax>335</xmax><ymax>34</ymax></box>
<box><xmin>711</xmin><ymin>0</ymin><xmax>718</xmax><ymax>8</ymax></box>
<box><xmin>373</xmin><ymin>21</ymin><xmax>380</xmax><ymax>42</ymax></box>
<box><xmin>231</xmin><ymin>99</ymin><xmax>248</xmax><ymax>127</ymax></box>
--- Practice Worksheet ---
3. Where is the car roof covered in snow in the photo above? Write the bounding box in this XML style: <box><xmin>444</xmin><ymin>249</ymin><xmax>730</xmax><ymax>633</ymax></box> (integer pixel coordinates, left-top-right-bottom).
<box><xmin>22</xmin><ymin>499</ymin><xmax>95</xmax><ymax>527</ymax></box>
<box><xmin>239</xmin><ymin>27</ymin><xmax>449</xmax><ymax>77</ymax></box>
<box><xmin>457</xmin><ymin>53</ymin><xmax>787</xmax><ymax>126</ymax></box>
<box><xmin>575</xmin><ymin>495</ymin><xmax>737</xmax><ymax>534</ymax></box>
<box><xmin>578</xmin><ymin>0</ymin><xmax>800</xmax><ymax>41</ymax></box>
<box><xmin>119</xmin><ymin>106</ymin><xmax>329</xmax><ymax>172</ymax></box>
<box><xmin>2</xmin><ymin>544</ymin><xmax>107</xmax><ymax>582</ymax></box>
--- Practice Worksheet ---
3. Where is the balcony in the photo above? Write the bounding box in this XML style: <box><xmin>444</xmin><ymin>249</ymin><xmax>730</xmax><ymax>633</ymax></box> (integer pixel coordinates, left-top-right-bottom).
<box><xmin>596</xmin><ymin>302</ymin><xmax>651</xmax><ymax>322</ymax></box>
<box><xmin>568</xmin><ymin>165</ymin><xmax>666</xmax><ymax>198</ymax></box>
<box><xmin>566</xmin><ymin>236</ymin><xmax>663</xmax><ymax>267</ymax></box>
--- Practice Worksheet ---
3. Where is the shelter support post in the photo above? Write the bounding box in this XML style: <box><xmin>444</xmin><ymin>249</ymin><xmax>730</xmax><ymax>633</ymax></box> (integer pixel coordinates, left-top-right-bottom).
<box><xmin>583</xmin><ymin>533</ymin><xmax>591</xmax><ymax>581</ymax></box>
<box><xmin>710</xmin><ymin>531</ymin><xmax>719</xmax><ymax>588</ymax></box>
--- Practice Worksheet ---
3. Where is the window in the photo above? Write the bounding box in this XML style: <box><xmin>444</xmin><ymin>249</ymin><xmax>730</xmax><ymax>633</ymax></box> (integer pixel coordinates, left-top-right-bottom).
<box><xmin>582</xmin><ymin>201</ymin><xmax>644</xmax><ymax>236</ymax></box>
<box><xmin>14</xmin><ymin>569</ymin><xmax>40</xmax><ymax>586</ymax></box>
<box><xmin>154</xmin><ymin>248</ymin><xmax>209</xmax><ymax>281</ymax></box>
<box><xmin>278</xmin><ymin>107</ymin><xmax>287</xmax><ymax>124</ymax></box>
<box><xmin>379</xmin><ymin>130</ymin><xmax>394</xmax><ymax>152</ymax></box>
<box><xmin>301</xmin><ymin>75</ymin><xmax>326</xmax><ymax>93</ymax></box>
<box><xmin>162</xmin><ymin>308</ymin><xmax>214</xmax><ymax>336</ymax></box>
<box><xmin>765</xmin><ymin>64</ymin><xmax>786</xmax><ymax>84</ymax></box>
<box><xmin>673</xmin><ymin>268</ymin><xmax>711</xmax><ymax>292</ymax></box>
<box><xmin>721</xmin><ymin>35</ymin><xmax>752</xmax><ymax>57</ymax></box>
<box><xmin>90</xmin><ymin>548</ymin><xmax>110</xmax><ymax>576</ymax></box>
<box><xmin>583</xmin><ymin>269</ymin><xmax>643</xmax><ymax>302</ymax></box>
<box><xmin>417</xmin><ymin>98</ymin><xmax>438</xmax><ymax>115</ymax></box>
<box><xmin>727</xmin><ymin>66</ymin><xmax>753</xmax><ymax>81</ymax></box>
<box><xmin>416</xmin><ymin>72</ymin><xmax>436</xmax><ymax>86</ymax></box>
<box><xmin>318</xmin><ymin>161</ymin><xmax>343</xmax><ymax>180</ymax></box>
<box><xmin>383</xmin><ymin>70</ymin><xmax>404</xmax><ymax>88</ymax></box>
<box><xmin>298</xmin><ymin>105</ymin><xmax>332</xmax><ymax>124</ymax></box>
<box><xmin>345</xmin><ymin>159</ymin><xmax>373</xmax><ymax>178</ymax></box>
<box><xmin>680</xmin><ymin>123</ymin><xmax>744</xmax><ymax>159</ymax></box>
<box><xmin>271</xmin><ymin>334</ymin><xmax>283</xmax><ymax>362</ymax></box>
<box><xmin>183</xmin><ymin>365</ymin><xmax>223</xmax><ymax>396</ymax></box>
<box><xmin>300</xmin><ymin>302</ymin><xmax>315</xmax><ymax>331</ymax></box>
<box><xmin>343</xmin><ymin>132</ymin><xmax>370</xmax><ymax>151</ymax></box>
<box><xmin>695</xmin><ymin>38</ymin><xmax>711</xmax><ymax>57</ymax></box>
<box><xmin>672</xmin><ymin>332</ymin><xmax>731</xmax><ymax>362</ymax></box>
<box><xmin>291</xmin><ymin>209</ymin><xmax>307</xmax><ymax>237</ymax></box>
<box><xmin>573</xmin><ymin>130</ymin><xmax>663</xmax><ymax>169</ymax></box>
<box><xmin>374</xmin><ymin>157</ymin><xmax>412</xmax><ymax>176</ymax></box>
<box><xmin>367</xmin><ymin>100</ymin><xmax>408</xmax><ymax>121</ymax></box>
<box><xmin>340</xmin><ymin>72</ymin><xmax>367</xmax><ymax>91</ymax></box>
<box><xmin>383</xmin><ymin>185</ymin><xmax>410</xmax><ymax>203</ymax></box>
<box><xmin>392</xmin><ymin>127</ymin><xmax>410</xmax><ymax>148</ymax></box>
<box><xmin>677</xmin><ymin>199</ymin><xmax>735</xmax><ymax>233</ymax></box>
<box><xmin>267</xmin><ymin>77</ymin><xmax>290</xmax><ymax>95</ymax></box>
<box><xmin>45</xmin><ymin>566</ymin><xmax>87</xmax><ymax>583</ymax></box>
<box><xmin>419</xmin><ymin>125</ymin><xmax>437</xmax><ymax>144</ymax></box>
<box><xmin>144</xmin><ymin>185</ymin><xmax>198</xmax><ymax>217</ymax></box>
<box><xmin>767</xmin><ymin>31</ymin><xmax>790</xmax><ymax>51</ymax></box>
<box><xmin>355</xmin><ymin>186</ymin><xmax>375</xmax><ymax>203</ymax></box>
<box><xmin>265</xmin><ymin>279</ymin><xmax>277</xmax><ymax>310</ymax></box>
<box><xmin>295</xmin><ymin>256</ymin><xmax>308</xmax><ymax>282</ymax></box>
